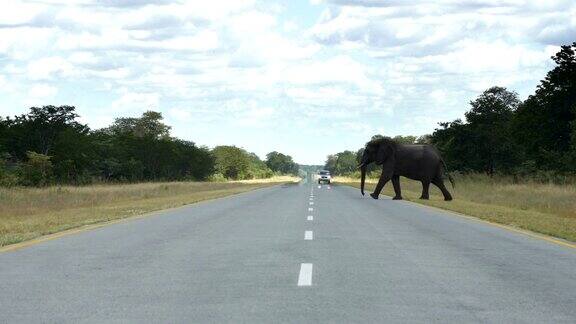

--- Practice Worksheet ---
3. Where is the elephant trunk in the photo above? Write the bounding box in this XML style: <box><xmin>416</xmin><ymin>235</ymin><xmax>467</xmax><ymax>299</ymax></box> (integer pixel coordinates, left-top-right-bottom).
<box><xmin>360</xmin><ymin>164</ymin><xmax>367</xmax><ymax>196</ymax></box>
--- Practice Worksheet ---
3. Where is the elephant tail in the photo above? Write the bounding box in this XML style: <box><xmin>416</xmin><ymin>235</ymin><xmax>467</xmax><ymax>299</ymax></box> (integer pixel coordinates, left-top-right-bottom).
<box><xmin>441</xmin><ymin>159</ymin><xmax>455</xmax><ymax>189</ymax></box>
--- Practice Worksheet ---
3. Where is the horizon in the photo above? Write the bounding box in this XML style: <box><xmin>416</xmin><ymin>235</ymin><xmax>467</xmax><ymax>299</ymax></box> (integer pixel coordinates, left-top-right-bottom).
<box><xmin>1</xmin><ymin>0</ymin><xmax>574</xmax><ymax>164</ymax></box>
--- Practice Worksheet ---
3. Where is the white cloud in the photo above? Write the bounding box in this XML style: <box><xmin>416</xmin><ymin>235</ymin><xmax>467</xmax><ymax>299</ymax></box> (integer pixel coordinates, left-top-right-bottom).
<box><xmin>111</xmin><ymin>89</ymin><xmax>160</xmax><ymax>113</ymax></box>
<box><xmin>0</xmin><ymin>0</ymin><xmax>44</xmax><ymax>26</ymax></box>
<box><xmin>27</xmin><ymin>57</ymin><xmax>74</xmax><ymax>80</ymax></box>
<box><xmin>282</xmin><ymin>55</ymin><xmax>378</xmax><ymax>91</ymax></box>
<box><xmin>23</xmin><ymin>84</ymin><xmax>59</xmax><ymax>108</ymax></box>
<box><xmin>28</xmin><ymin>84</ymin><xmax>58</xmax><ymax>98</ymax></box>
<box><xmin>0</xmin><ymin>0</ymin><xmax>574</xmax><ymax>163</ymax></box>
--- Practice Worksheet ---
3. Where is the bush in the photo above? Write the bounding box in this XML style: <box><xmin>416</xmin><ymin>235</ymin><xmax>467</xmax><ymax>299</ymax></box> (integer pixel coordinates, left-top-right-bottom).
<box><xmin>0</xmin><ymin>156</ymin><xmax>20</xmax><ymax>187</ymax></box>
<box><xmin>19</xmin><ymin>152</ymin><xmax>53</xmax><ymax>186</ymax></box>
<box><xmin>208</xmin><ymin>173</ymin><xmax>227</xmax><ymax>182</ymax></box>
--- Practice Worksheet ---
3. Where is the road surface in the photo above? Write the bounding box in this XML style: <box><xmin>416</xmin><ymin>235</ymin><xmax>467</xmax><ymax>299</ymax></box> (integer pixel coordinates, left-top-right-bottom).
<box><xmin>1</xmin><ymin>180</ymin><xmax>575</xmax><ymax>323</ymax></box>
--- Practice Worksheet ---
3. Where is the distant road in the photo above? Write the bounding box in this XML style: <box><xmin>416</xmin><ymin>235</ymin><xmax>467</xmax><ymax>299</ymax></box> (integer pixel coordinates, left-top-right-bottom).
<box><xmin>1</xmin><ymin>181</ymin><xmax>575</xmax><ymax>322</ymax></box>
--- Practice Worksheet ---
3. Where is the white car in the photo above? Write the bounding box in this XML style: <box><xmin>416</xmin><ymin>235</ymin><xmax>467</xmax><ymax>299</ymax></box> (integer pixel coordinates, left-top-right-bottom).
<box><xmin>317</xmin><ymin>170</ymin><xmax>331</xmax><ymax>184</ymax></box>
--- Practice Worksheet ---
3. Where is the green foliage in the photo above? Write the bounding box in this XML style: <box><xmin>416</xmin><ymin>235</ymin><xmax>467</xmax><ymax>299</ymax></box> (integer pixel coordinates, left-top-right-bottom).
<box><xmin>107</xmin><ymin>111</ymin><xmax>171</xmax><ymax>139</ymax></box>
<box><xmin>432</xmin><ymin>87</ymin><xmax>523</xmax><ymax>174</ymax></box>
<box><xmin>93</xmin><ymin>112</ymin><xmax>215</xmax><ymax>182</ymax></box>
<box><xmin>324</xmin><ymin>150</ymin><xmax>357</xmax><ymax>175</ymax></box>
<box><xmin>265</xmin><ymin>151</ymin><xmax>299</xmax><ymax>175</ymax></box>
<box><xmin>212</xmin><ymin>146</ymin><xmax>273</xmax><ymax>180</ymax></box>
<box><xmin>428</xmin><ymin>43</ymin><xmax>576</xmax><ymax>178</ymax></box>
<box><xmin>248</xmin><ymin>153</ymin><xmax>274</xmax><ymax>179</ymax></box>
<box><xmin>299</xmin><ymin>164</ymin><xmax>323</xmax><ymax>179</ymax></box>
<box><xmin>1</xmin><ymin>106</ymin><xmax>293</xmax><ymax>186</ymax></box>
<box><xmin>415</xmin><ymin>135</ymin><xmax>431</xmax><ymax>144</ymax></box>
<box><xmin>212</xmin><ymin>146</ymin><xmax>250</xmax><ymax>180</ymax></box>
<box><xmin>0</xmin><ymin>107</ymin><xmax>215</xmax><ymax>186</ymax></box>
<box><xmin>513</xmin><ymin>42</ymin><xmax>576</xmax><ymax>172</ymax></box>
<box><xmin>0</xmin><ymin>154</ymin><xmax>19</xmax><ymax>187</ymax></box>
<box><xmin>391</xmin><ymin>135</ymin><xmax>417</xmax><ymax>144</ymax></box>
<box><xmin>330</xmin><ymin>44</ymin><xmax>576</xmax><ymax>182</ymax></box>
<box><xmin>208</xmin><ymin>173</ymin><xmax>227</xmax><ymax>182</ymax></box>
<box><xmin>0</xmin><ymin>117</ymin><xmax>8</xmax><ymax>153</ymax></box>
<box><xmin>4</xmin><ymin>105</ymin><xmax>86</xmax><ymax>157</ymax></box>
<box><xmin>20</xmin><ymin>152</ymin><xmax>53</xmax><ymax>186</ymax></box>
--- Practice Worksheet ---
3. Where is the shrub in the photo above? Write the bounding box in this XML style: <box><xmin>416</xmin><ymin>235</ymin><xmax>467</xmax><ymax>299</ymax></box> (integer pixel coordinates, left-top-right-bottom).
<box><xmin>0</xmin><ymin>155</ymin><xmax>20</xmax><ymax>187</ymax></box>
<box><xmin>208</xmin><ymin>173</ymin><xmax>227</xmax><ymax>182</ymax></box>
<box><xmin>19</xmin><ymin>152</ymin><xmax>53</xmax><ymax>186</ymax></box>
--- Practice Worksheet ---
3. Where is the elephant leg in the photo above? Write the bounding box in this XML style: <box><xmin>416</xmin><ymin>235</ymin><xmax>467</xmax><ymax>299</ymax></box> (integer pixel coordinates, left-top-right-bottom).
<box><xmin>420</xmin><ymin>181</ymin><xmax>430</xmax><ymax>200</ymax></box>
<box><xmin>392</xmin><ymin>175</ymin><xmax>402</xmax><ymax>200</ymax></box>
<box><xmin>432</xmin><ymin>179</ymin><xmax>453</xmax><ymax>201</ymax></box>
<box><xmin>370</xmin><ymin>170</ymin><xmax>392</xmax><ymax>200</ymax></box>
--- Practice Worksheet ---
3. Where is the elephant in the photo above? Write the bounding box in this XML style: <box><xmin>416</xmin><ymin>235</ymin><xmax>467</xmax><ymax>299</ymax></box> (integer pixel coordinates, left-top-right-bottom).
<box><xmin>358</xmin><ymin>137</ymin><xmax>454</xmax><ymax>201</ymax></box>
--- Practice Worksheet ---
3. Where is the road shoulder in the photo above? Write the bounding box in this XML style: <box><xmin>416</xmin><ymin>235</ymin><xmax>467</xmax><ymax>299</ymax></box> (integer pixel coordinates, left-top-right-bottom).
<box><xmin>336</xmin><ymin>181</ymin><xmax>576</xmax><ymax>250</ymax></box>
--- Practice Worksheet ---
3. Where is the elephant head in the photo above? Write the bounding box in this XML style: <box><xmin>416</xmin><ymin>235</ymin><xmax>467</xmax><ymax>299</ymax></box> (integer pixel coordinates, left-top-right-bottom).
<box><xmin>358</xmin><ymin>138</ymin><xmax>397</xmax><ymax>195</ymax></box>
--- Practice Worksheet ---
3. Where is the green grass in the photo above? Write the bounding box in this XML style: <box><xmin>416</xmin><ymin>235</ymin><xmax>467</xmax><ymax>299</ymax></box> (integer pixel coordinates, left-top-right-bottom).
<box><xmin>335</xmin><ymin>174</ymin><xmax>576</xmax><ymax>242</ymax></box>
<box><xmin>0</xmin><ymin>177</ymin><xmax>299</xmax><ymax>247</ymax></box>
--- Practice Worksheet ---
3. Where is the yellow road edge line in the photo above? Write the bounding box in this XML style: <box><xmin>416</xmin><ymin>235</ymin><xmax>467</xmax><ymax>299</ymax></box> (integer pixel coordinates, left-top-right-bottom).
<box><xmin>336</xmin><ymin>182</ymin><xmax>576</xmax><ymax>250</ymax></box>
<box><xmin>0</xmin><ymin>183</ymin><xmax>287</xmax><ymax>254</ymax></box>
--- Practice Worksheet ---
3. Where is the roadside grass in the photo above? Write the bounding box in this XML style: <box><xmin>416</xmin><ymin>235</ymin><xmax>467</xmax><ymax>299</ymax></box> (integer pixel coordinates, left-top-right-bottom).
<box><xmin>335</xmin><ymin>175</ymin><xmax>576</xmax><ymax>242</ymax></box>
<box><xmin>0</xmin><ymin>176</ymin><xmax>299</xmax><ymax>247</ymax></box>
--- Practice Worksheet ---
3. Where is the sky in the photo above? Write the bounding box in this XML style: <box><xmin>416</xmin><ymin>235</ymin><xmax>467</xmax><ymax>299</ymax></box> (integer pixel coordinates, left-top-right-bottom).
<box><xmin>0</xmin><ymin>0</ymin><xmax>575</xmax><ymax>164</ymax></box>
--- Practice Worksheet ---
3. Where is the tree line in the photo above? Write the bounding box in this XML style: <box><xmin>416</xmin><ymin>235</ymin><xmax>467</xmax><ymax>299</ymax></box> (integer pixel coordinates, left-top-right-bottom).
<box><xmin>0</xmin><ymin>108</ymin><xmax>299</xmax><ymax>186</ymax></box>
<box><xmin>325</xmin><ymin>42</ymin><xmax>576</xmax><ymax>182</ymax></box>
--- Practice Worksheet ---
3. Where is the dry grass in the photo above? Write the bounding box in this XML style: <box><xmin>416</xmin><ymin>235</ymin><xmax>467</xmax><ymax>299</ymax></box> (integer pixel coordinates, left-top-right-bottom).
<box><xmin>229</xmin><ymin>175</ymin><xmax>301</xmax><ymax>184</ymax></box>
<box><xmin>335</xmin><ymin>175</ymin><xmax>576</xmax><ymax>242</ymax></box>
<box><xmin>0</xmin><ymin>176</ymin><xmax>299</xmax><ymax>247</ymax></box>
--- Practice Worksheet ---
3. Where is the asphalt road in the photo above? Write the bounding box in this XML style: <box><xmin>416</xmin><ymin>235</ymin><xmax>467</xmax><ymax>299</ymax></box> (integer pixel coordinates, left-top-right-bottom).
<box><xmin>1</xmin><ymin>180</ymin><xmax>575</xmax><ymax>323</ymax></box>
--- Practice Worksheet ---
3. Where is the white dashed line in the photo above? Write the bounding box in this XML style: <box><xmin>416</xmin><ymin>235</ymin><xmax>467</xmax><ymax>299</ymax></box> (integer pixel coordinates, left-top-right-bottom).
<box><xmin>303</xmin><ymin>186</ymin><xmax>315</xmax><ymax>286</ymax></box>
<box><xmin>318</xmin><ymin>185</ymin><xmax>321</xmax><ymax>189</ymax></box>
<box><xmin>298</xmin><ymin>263</ymin><xmax>313</xmax><ymax>286</ymax></box>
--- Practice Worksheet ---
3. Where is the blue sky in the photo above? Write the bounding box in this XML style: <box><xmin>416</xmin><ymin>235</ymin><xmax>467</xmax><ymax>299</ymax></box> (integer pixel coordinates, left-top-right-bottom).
<box><xmin>1</xmin><ymin>0</ymin><xmax>574</xmax><ymax>164</ymax></box>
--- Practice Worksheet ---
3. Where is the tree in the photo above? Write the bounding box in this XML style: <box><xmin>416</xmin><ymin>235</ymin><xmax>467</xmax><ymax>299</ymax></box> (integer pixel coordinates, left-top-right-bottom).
<box><xmin>212</xmin><ymin>146</ymin><xmax>251</xmax><ymax>180</ymax></box>
<box><xmin>514</xmin><ymin>42</ymin><xmax>576</xmax><ymax>171</ymax></box>
<box><xmin>6</xmin><ymin>105</ymin><xmax>88</xmax><ymax>158</ymax></box>
<box><xmin>431</xmin><ymin>87</ymin><xmax>523</xmax><ymax>175</ymax></box>
<box><xmin>103</xmin><ymin>111</ymin><xmax>176</xmax><ymax>180</ymax></box>
<box><xmin>247</xmin><ymin>153</ymin><xmax>273</xmax><ymax>179</ymax></box>
<box><xmin>1</xmin><ymin>107</ymin><xmax>221</xmax><ymax>185</ymax></box>
<box><xmin>0</xmin><ymin>117</ymin><xmax>9</xmax><ymax>153</ymax></box>
<box><xmin>180</xmin><ymin>143</ymin><xmax>215</xmax><ymax>181</ymax></box>
<box><xmin>324</xmin><ymin>150</ymin><xmax>358</xmax><ymax>175</ymax></box>
<box><xmin>465</xmin><ymin>86</ymin><xmax>522</xmax><ymax>174</ymax></box>
<box><xmin>335</xmin><ymin>151</ymin><xmax>357</xmax><ymax>175</ymax></box>
<box><xmin>107</xmin><ymin>111</ymin><xmax>171</xmax><ymax>139</ymax></box>
<box><xmin>324</xmin><ymin>154</ymin><xmax>338</xmax><ymax>174</ymax></box>
<box><xmin>431</xmin><ymin>119</ymin><xmax>479</xmax><ymax>172</ymax></box>
<box><xmin>20</xmin><ymin>151</ymin><xmax>53</xmax><ymax>186</ymax></box>
<box><xmin>266</xmin><ymin>151</ymin><xmax>298</xmax><ymax>175</ymax></box>
<box><xmin>415</xmin><ymin>135</ymin><xmax>431</xmax><ymax>144</ymax></box>
<box><xmin>392</xmin><ymin>135</ymin><xmax>417</xmax><ymax>144</ymax></box>
<box><xmin>3</xmin><ymin>106</ymin><xmax>97</xmax><ymax>183</ymax></box>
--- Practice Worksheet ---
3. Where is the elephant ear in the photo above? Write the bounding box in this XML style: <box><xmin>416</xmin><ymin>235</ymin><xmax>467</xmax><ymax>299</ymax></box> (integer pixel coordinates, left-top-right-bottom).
<box><xmin>376</xmin><ymin>142</ymin><xmax>395</xmax><ymax>165</ymax></box>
